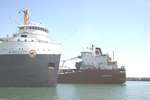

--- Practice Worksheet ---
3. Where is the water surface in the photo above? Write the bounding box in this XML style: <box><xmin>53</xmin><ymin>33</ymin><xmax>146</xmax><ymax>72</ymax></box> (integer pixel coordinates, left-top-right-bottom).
<box><xmin>0</xmin><ymin>81</ymin><xmax>149</xmax><ymax>100</ymax></box>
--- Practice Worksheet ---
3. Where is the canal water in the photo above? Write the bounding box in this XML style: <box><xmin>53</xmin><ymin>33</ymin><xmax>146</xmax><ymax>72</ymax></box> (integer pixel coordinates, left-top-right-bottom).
<box><xmin>0</xmin><ymin>81</ymin><xmax>149</xmax><ymax>100</ymax></box>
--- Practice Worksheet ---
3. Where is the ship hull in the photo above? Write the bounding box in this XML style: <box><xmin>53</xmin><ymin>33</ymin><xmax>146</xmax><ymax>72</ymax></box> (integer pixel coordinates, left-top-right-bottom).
<box><xmin>0</xmin><ymin>54</ymin><xmax>60</xmax><ymax>86</ymax></box>
<box><xmin>58</xmin><ymin>69</ymin><xmax>126</xmax><ymax>84</ymax></box>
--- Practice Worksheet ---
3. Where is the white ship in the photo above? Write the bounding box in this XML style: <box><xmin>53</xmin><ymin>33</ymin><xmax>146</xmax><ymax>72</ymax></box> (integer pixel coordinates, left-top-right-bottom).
<box><xmin>0</xmin><ymin>8</ymin><xmax>62</xmax><ymax>86</ymax></box>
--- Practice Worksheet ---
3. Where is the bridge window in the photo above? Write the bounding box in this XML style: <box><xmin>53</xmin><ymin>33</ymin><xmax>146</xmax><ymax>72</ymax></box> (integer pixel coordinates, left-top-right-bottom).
<box><xmin>29</xmin><ymin>26</ymin><xmax>32</xmax><ymax>29</ymax></box>
<box><xmin>35</xmin><ymin>27</ymin><xmax>38</xmax><ymax>30</ymax></box>
<box><xmin>25</xmin><ymin>26</ymin><xmax>48</xmax><ymax>33</ymax></box>
<box><xmin>19</xmin><ymin>27</ymin><xmax>24</xmax><ymax>30</ymax></box>
<box><xmin>21</xmin><ymin>35</ymin><xmax>27</xmax><ymax>38</ymax></box>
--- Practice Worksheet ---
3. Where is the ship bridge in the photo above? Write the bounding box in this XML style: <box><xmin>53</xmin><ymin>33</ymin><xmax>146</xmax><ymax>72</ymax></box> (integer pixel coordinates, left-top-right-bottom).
<box><xmin>15</xmin><ymin>8</ymin><xmax>50</xmax><ymax>42</ymax></box>
<box><xmin>4</xmin><ymin>8</ymin><xmax>50</xmax><ymax>43</ymax></box>
<box><xmin>16</xmin><ymin>24</ymin><xmax>50</xmax><ymax>42</ymax></box>
<box><xmin>0</xmin><ymin>8</ymin><xmax>62</xmax><ymax>55</ymax></box>
<box><xmin>18</xmin><ymin>24</ymin><xmax>48</xmax><ymax>33</ymax></box>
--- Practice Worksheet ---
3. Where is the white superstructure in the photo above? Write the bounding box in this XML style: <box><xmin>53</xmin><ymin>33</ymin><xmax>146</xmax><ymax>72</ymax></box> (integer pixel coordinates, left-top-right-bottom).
<box><xmin>79</xmin><ymin>45</ymin><xmax>118</xmax><ymax>70</ymax></box>
<box><xmin>0</xmin><ymin>8</ymin><xmax>62</xmax><ymax>86</ymax></box>
<box><xmin>0</xmin><ymin>8</ymin><xmax>62</xmax><ymax>55</ymax></box>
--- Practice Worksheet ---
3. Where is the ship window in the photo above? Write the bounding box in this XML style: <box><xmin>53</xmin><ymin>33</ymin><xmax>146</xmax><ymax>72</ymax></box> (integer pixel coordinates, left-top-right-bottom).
<box><xmin>32</xmin><ymin>27</ymin><xmax>34</xmax><ymax>29</ymax></box>
<box><xmin>46</xmin><ymin>29</ymin><xmax>48</xmax><ymax>33</ymax></box>
<box><xmin>40</xmin><ymin>27</ymin><xmax>42</xmax><ymax>30</ymax></box>
<box><xmin>48</xmin><ymin>63</ymin><xmax>55</xmax><ymax>71</ymax></box>
<box><xmin>35</xmin><ymin>27</ymin><xmax>37</xmax><ymax>30</ymax></box>
<box><xmin>17</xmin><ymin>39</ymin><xmax>20</xmax><ymax>41</ymax></box>
<box><xmin>21</xmin><ymin>35</ymin><xmax>27</xmax><ymax>38</ymax></box>
<box><xmin>31</xmin><ymin>40</ymin><xmax>34</xmax><ymax>42</ymax></box>
<box><xmin>48</xmin><ymin>63</ymin><xmax>55</xmax><ymax>67</ymax></box>
<box><xmin>24</xmin><ymin>39</ymin><xmax>27</xmax><ymax>42</ymax></box>
<box><xmin>24</xmin><ymin>26</ymin><xmax>27</xmax><ymax>30</ymax></box>
<box><xmin>19</xmin><ymin>27</ymin><xmax>24</xmax><ymax>30</ymax></box>
<box><xmin>45</xmin><ymin>29</ymin><xmax>47</xmax><ymax>32</ymax></box>
<box><xmin>13</xmin><ymin>34</ymin><xmax>16</xmax><ymax>37</ymax></box>
<box><xmin>38</xmin><ymin>27</ymin><xmax>41</xmax><ymax>31</ymax></box>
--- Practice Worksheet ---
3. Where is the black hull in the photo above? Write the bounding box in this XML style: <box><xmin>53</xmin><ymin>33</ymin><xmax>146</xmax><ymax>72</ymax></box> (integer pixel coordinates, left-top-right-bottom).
<box><xmin>0</xmin><ymin>54</ymin><xmax>60</xmax><ymax>86</ymax></box>
<box><xmin>58</xmin><ymin>69</ymin><xmax>126</xmax><ymax>84</ymax></box>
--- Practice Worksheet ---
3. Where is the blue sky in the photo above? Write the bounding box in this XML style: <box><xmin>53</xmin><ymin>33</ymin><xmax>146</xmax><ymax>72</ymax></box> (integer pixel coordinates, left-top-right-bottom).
<box><xmin>0</xmin><ymin>0</ymin><xmax>149</xmax><ymax>77</ymax></box>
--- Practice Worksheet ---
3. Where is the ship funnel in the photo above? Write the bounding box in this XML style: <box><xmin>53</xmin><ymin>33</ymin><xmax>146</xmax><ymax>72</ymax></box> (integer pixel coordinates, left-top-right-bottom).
<box><xmin>95</xmin><ymin>48</ymin><xmax>102</xmax><ymax>56</ymax></box>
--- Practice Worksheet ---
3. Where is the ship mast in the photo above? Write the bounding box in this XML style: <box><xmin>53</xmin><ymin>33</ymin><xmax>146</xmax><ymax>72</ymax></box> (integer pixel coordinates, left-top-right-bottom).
<box><xmin>112</xmin><ymin>51</ymin><xmax>114</xmax><ymax>61</ymax></box>
<box><xmin>23</xmin><ymin>8</ymin><xmax>29</xmax><ymax>25</ymax></box>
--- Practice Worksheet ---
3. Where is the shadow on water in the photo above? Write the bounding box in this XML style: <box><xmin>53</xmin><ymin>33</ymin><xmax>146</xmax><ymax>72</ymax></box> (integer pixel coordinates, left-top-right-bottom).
<box><xmin>0</xmin><ymin>86</ymin><xmax>58</xmax><ymax>100</ymax></box>
<box><xmin>0</xmin><ymin>84</ymin><xmax>126</xmax><ymax>100</ymax></box>
<box><xmin>56</xmin><ymin>82</ymin><xmax>150</xmax><ymax>100</ymax></box>
<box><xmin>56</xmin><ymin>83</ymin><xmax>127</xmax><ymax>100</ymax></box>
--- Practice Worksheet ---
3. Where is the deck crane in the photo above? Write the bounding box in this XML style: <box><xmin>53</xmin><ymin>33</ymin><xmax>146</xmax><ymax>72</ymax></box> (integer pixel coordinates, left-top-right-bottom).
<box><xmin>60</xmin><ymin>56</ymin><xmax>81</xmax><ymax>69</ymax></box>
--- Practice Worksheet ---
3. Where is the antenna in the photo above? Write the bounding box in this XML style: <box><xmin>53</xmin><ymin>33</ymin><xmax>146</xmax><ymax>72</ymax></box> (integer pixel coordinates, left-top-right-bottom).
<box><xmin>112</xmin><ymin>51</ymin><xmax>114</xmax><ymax>61</ymax></box>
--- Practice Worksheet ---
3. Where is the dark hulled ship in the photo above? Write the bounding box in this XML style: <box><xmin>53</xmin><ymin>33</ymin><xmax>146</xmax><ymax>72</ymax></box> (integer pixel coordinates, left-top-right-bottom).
<box><xmin>0</xmin><ymin>9</ymin><xmax>62</xmax><ymax>86</ymax></box>
<box><xmin>58</xmin><ymin>45</ymin><xmax>126</xmax><ymax>84</ymax></box>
